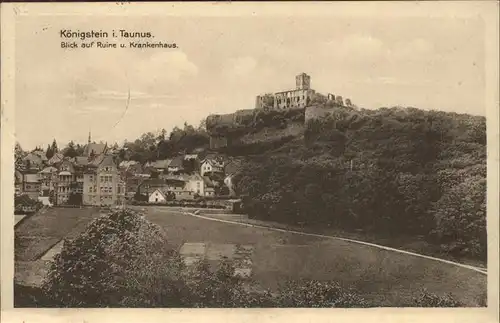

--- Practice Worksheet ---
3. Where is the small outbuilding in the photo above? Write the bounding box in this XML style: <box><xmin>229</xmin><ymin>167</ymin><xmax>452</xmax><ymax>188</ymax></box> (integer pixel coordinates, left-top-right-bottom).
<box><xmin>148</xmin><ymin>189</ymin><xmax>166</xmax><ymax>204</ymax></box>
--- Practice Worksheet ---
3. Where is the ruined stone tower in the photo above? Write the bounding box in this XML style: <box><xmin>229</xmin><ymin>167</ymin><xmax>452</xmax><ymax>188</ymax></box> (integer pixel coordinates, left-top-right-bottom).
<box><xmin>296</xmin><ymin>73</ymin><xmax>311</xmax><ymax>90</ymax></box>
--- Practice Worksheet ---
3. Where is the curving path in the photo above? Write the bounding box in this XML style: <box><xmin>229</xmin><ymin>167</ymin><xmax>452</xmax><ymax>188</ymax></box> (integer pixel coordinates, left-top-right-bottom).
<box><xmin>185</xmin><ymin>211</ymin><xmax>487</xmax><ymax>275</ymax></box>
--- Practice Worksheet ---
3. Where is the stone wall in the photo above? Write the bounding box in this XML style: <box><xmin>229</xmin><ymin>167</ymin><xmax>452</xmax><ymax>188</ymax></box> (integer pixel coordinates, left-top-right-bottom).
<box><xmin>206</xmin><ymin>109</ymin><xmax>255</xmax><ymax>131</ymax></box>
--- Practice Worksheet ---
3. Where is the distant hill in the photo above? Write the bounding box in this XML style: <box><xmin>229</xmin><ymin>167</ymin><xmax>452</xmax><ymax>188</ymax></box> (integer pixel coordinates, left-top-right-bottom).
<box><xmin>225</xmin><ymin>104</ymin><xmax>486</xmax><ymax>264</ymax></box>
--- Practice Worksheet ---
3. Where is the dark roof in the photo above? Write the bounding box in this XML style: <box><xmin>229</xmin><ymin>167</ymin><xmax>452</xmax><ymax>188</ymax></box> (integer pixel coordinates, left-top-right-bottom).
<box><xmin>40</xmin><ymin>166</ymin><xmax>58</xmax><ymax>174</ymax></box>
<box><xmin>23</xmin><ymin>153</ymin><xmax>44</xmax><ymax>164</ymax></box>
<box><xmin>48</xmin><ymin>153</ymin><xmax>64</xmax><ymax>163</ymax></box>
<box><xmin>98</xmin><ymin>155</ymin><xmax>116</xmax><ymax>168</ymax></box>
<box><xmin>58</xmin><ymin>160</ymin><xmax>75</xmax><ymax>173</ymax></box>
<box><xmin>84</xmin><ymin>143</ymin><xmax>107</xmax><ymax>157</ymax></box>
<box><xmin>169</xmin><ymin>156</ymin><xmax>184</xmax><ymax>168</ymax></box>
<box><xmin>32</xmin><ymin>150</ymin><xmax>48</xmax><ymax>161</ymax></box>
<box><xmin>141</xmin><ymin>178</ymin><xmax>166</xmax><ymax>187</ymax></box>
<box><xmin>153</xmin><ymin>159</ymin><xmax>172</xmax><ymax>169</ymax></box>
<box><xmin>73</xmin><ymin>156</ymin><xmax>90</xmax><ymax>166</ymax></box>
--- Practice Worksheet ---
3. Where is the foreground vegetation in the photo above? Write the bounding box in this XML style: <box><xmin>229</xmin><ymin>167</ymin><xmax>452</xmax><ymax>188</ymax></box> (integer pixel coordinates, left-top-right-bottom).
<box><xmin>15</xmin><ymin>209</ymin><xmax>467</xmax><ymax>307</ymax></box>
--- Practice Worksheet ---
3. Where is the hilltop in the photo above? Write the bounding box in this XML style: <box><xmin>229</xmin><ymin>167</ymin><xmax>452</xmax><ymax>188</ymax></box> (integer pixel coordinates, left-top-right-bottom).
<box><xmin>217</xmin><ymin>104</ymin><xmax>486</xmax><ymax>264</ymax></box>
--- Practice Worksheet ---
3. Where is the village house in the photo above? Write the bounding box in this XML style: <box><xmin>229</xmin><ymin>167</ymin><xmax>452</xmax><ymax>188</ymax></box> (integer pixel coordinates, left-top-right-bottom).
<box><xmin>148</xmin><ymin>189</ymin><xmax>166</xmax><ymax>204</ymax></box>
<box><xmin>55</xmin><ymin>159</ymin><xmax>75</xmax><ymax>205</ymax></box>
<box><xmin>200</xmin><ymin>156</ymin><xmax>225</xmax><ymax>176</ymax></box>
<box><xmin>125</xmin><ymin>176</ymin><xmax>145</xmax><ymax>199</ymax></box>
<box><xmin>31</xmin><ymin>149</ymin><xmax>48</xmax><ymax>164</ymax></box>
<box><xmin>169</xmin><ymin>186</ymin><xmax>196</xmax><ymax>200</ymax></box>
<box><xmin>185</xmin><ymin>173</ymin><xmax>205</xmax><ymax>196</ymax></box>
<box><xmin>202</xmin><ymin>176</ymin><xmax>217</xmax><ymax>197</ymax></box>
<box><xmin>152</xmin><ymin>159</ymin><xmax>172</xmax><ymax>174</ymax></box>
<box><xmin>72</xmin><ymin>157</ymin><xmax>89</xmax><ymax>196</ymax></box>
<box><xmin>127</xmin><ymin>162</ymin><xmax>144</xmax><ymax>176</ymax></box>
<box><xmin>138</xmin><ymin>178</ymin><xmax>169</xmax><ymax>196</ymax></box>
<box><xmin>22</xmin><ymin>172</ymin><xmax>41</xmax><ymax>200</ymax></box>
<box><xmin>47</xmin><ymin>153</ymin><xmax>64</xmax><ymax>166</ymax></box>
<box><xmin>164</xmin><ymin>177</ymin><xmax>188</xmax><ymax>200</ymax></box>
<box><xmin>47</xmin><ymin>152</ymin><xmax>64</xmax><ymax>166</ymax></box>
<box><xmin>22</xmin><ymin>152</ymin><xmax>45</xmax><ymax>171</ymax></box>
<box><xmin>168</xmin><ymin>156</ymin><xmax>184</xmax><ymax>173</ymax></box>
<box><xmin>38</xmin><ymin>166</ymin><xmax>58</xmax><ymax>196</ymax></box>
<box><xmin>82</xmin><ymin>155</ymin><xmax>125</xmax><ymax>206</ymax></box>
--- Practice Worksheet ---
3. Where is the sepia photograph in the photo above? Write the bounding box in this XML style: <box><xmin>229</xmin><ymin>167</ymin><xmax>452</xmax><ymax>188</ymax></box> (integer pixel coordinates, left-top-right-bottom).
<box><xmin>1</xmin><ymin>2</ymin><xmax>498</xmax><ymax>321</ymax></box>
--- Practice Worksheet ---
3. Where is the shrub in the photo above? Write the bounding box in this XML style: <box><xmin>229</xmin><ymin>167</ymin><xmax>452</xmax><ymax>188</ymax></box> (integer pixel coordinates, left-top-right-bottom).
<box><xmin>42</xmin><ymin>208</ymin><xmax>169</xmax><ymax>307</ymax></box>
<box><xmin>275</xmin><ymin>280</ymin><xmax>369</xmax><ymax>308</ymax></box>
<box><xmin>411</xmin><ymin>289</ymin><xmax>463</xmax><ymax>307</ymax></box>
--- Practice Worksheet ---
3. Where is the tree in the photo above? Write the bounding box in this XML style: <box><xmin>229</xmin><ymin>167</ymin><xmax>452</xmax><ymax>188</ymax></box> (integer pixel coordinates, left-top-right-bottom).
<box><xmin>46</xmin><ymin>144</ymin><xmax>54</xmax><ymax>159</ymax></box>
<box><xmin>63</xmin><ymin>141</ymin><xmax>78</xmax><ymax>158</ymax></box>
<box><xmin>157</xmin><ymin>128</ymin><xmax>167</xmax><ymax>142</ymax></box>
<box><xmin>431</xmin><ymin>176</ymin><xmax>486</xmax><ymax>258</ymax></box>
<box><xmin>51</xmin><ymin>139</ymin><xmax>58</xmax><ymax>154</ymax></box>
<box><xmin>165</xmin><ymin>191</ymin><xmax>176</xmax><ymax>201</ymax></box>
<box><xmin>198</xmin><ymin>119</ymin><xmax>207</xmax><ymax>133</ymax></box>
<box><xmin>75</xmin><ymin>144</ymin><xmax>85</xmax><ymax>156</ymax></box>
<box><xmin>182</xmin><ymin>159</ymin><xmax>196</xmax><ymax>174</ymax></box>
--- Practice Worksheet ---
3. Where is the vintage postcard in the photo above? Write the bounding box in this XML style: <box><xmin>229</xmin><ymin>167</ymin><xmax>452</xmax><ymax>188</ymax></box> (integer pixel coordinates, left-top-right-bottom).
<box><xmin>1</xmin><ymin>1</ymin><xmax>499</xmax><ymax>323</ymax></box>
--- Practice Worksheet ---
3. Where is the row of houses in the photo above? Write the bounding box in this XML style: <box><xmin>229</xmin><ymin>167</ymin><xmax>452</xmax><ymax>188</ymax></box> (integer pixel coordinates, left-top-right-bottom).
<box><xmin>122</xmin><ymin>154</ymin><xmax>243</xmax><ymax>202</ymax></box>
<box><xmin>15</xmin><ymin>143</ymin><xmax>243</xmax><ymax>206</ymax></box>
<box><xmin>15</xmin><ymin>143</ymin><xmax>127</xmax><ymax>206</ymax></box>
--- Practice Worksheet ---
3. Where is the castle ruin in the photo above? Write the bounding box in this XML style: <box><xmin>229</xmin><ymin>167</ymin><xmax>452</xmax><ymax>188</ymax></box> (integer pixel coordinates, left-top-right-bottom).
<box><xmin>255</xmin><ymin>73</ymin><xmax>352</xmax><ymax>112</ymax></box>
<box><xmin>255</xmin><ymin>73</ymin><xmax>316</xmax><ymax>110</ymax></box>
<box><xmin>208</xmin><ymin>73</ymin><xmax>355</xmax><ymax>148</ymax></box>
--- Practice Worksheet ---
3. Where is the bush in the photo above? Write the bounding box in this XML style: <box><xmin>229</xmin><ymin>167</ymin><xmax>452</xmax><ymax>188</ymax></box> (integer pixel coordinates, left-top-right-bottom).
<box><xmin>411</xmin><ymin>289</ymin><xmax>463</xmax><ymax>307</ymax></box>
<box><xmin>275</xmin><ymin>280</ymin><xmax>369</xmax><ymax>308</ymax></box>
<box><xmin>42</xmin><ymin>208</ymin><xmax>170</xmax><ymax>307</ymax></box>
<box><xmin>15</xmin><ymin>195</ymin><xmax>43</xmax><ymax>214</ymax></box>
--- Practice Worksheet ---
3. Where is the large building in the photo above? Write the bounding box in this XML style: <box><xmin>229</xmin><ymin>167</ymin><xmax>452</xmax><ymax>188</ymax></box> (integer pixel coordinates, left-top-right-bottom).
<box><xmin>82</xmin><ymin>154</ymin><xmax>125</xmax><ymax>206</ymax></box>
<box><xmin>255</xmin><ymin>73</ymin><xmax>316</xmax><ymax>110</ymax></box>
<box><xmin>55</xmin><ymin>159</ymin><xmax>75</xmax><ymax>205</ymax></box>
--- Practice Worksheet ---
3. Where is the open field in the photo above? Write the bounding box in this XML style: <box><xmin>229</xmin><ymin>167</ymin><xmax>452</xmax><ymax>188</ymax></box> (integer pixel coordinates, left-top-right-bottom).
<box><xmin>200</xmin><ymin>213</ymin><xmax>487</xmax><ymax>270</ymax></box>
<box><xmin>142</xmin><ymin>207</ymin><xmax>487</xmax><ymax>307</ymax></box>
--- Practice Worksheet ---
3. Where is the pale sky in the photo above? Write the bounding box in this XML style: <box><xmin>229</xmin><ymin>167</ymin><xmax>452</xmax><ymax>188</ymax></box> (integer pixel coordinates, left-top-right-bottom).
<box><xmin>15</xmin><ymin>14</ymin><xmax>485</xmax><ymax>150</ymax></box>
